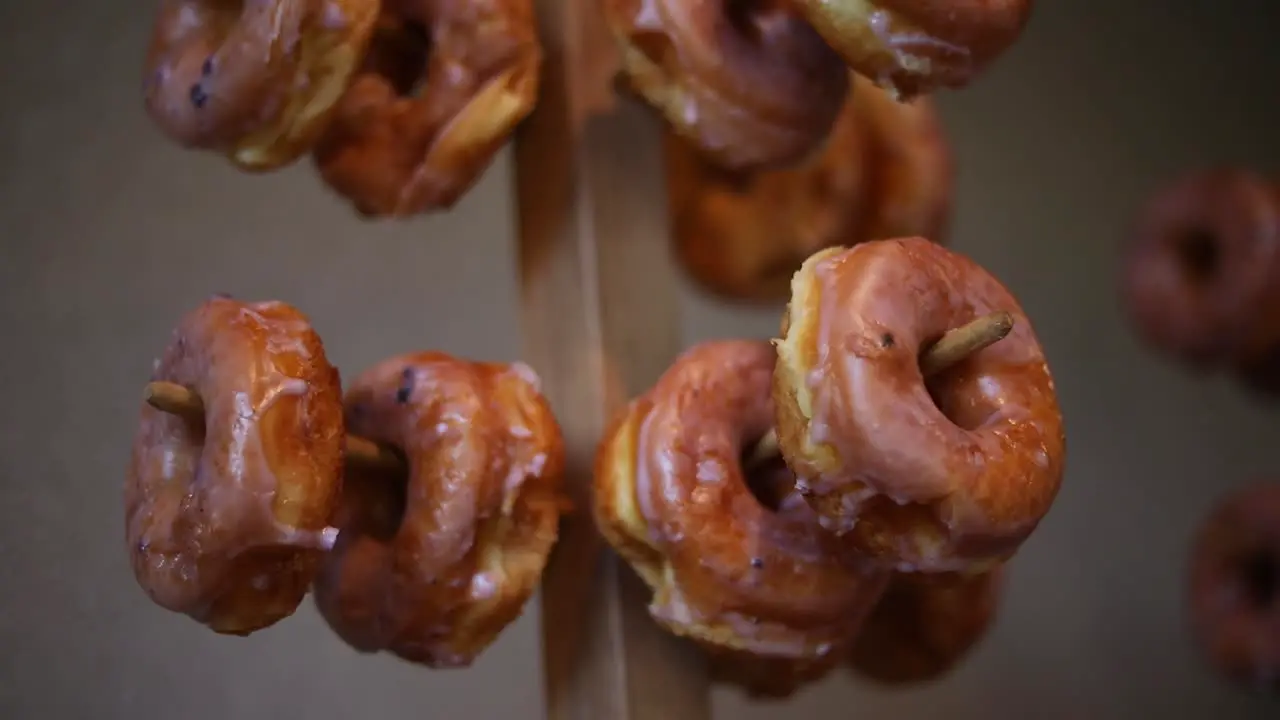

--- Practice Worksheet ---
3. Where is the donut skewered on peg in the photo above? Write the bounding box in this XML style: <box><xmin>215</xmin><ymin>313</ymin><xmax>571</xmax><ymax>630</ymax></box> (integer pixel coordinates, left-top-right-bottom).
<box><xmin>312</xmin><ymin>0</ymin><xmax>543</xmax><ymax>217</ymax></box>
<box><xmin>773</xmin><ymin>238</ymin><xmax>1066</xmax><ymax>573</ymax></box>
<box><xmin>143</xmin><ymin>0</ymin><xmax>381</xmax><ymax>171</ymax></box>
<box><xmin>604</xmin><ymin>0</ymin><xmax>850</xmax><ymax>171</ymax></box>
<box><xmin>126</xmin><ymin>296</ymin><xmax>350</xmax><ymax>635</ymax></box>
<box><xmin>127</xmin><ymin>297</ymin><xmax>567</xmax><ymax>665</ymax></box>
<box><xmin>313</xmin><ymin>352</ymin><xmax>566</xmax><ymax>668</ymax></box>
<box><xmin>595</xmin><ymin>339</ymin><xmax>891</xmax><ymax>698</ymax></box>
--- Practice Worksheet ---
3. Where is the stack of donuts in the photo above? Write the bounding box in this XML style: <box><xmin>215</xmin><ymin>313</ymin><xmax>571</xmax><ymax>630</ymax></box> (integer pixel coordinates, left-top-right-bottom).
<box><xmin>125</xmin><ymin>238</ymin><xmax>1068</xmax><ymax>693</ymax></box>
<box><xmin>126</xmin><ymin>295</ymin><xmax>568</xmax><ymax>666</ymax></box>
<box><xmin>142</xmin><ymin>0</ymin><xmax>543</xmax><ymax>217</ymax></box>
<box><xmin>603</xmin><ymin>0</ymin><xmax>1034</xmax><ymax>302</ymax></box>
<box><xmin>595</xmin><ymin>236</ymin><xmax>1066</xmax><ymax>696</ymax></box>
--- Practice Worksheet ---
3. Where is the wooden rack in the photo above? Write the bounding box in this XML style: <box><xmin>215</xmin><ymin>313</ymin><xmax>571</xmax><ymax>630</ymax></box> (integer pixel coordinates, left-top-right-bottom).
<box><xmin>512</xmin><ymin>0</ymin><xmax>713</xmax><ymax>718</ymax></box>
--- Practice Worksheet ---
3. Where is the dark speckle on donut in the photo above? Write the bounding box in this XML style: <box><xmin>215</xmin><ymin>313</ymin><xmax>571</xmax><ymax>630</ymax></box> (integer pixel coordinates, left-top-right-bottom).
<box><xmin>396</xmin><ymin>367</ymin><xmax>415</xmax><ymax>404</ymax></box>
<box><xmin>880</xmin><ymin>332</ymin><xmax>895</xmax><ymax>348</ymax></box>
<box><xmin>201</xmin><ymin>57</ymin><xmax>214</xmax><ymax>76</ymax></box>
<box><xmin>189</xmin><ymin>83</ymin><xmax>208</xmax><ymax>109</ymax></box>
<box><xmin>750</xmin><ymin>557</ymin><xmax>764</xmax><ymax>569</ymax></box>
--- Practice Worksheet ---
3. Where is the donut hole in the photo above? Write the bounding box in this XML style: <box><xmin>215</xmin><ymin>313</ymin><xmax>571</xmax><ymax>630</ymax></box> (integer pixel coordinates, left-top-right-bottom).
<box><xmin>369</xmin><ymin>19</ymin><xmax>431</xmax><ymax>97</ymax></box>
<box><xmin>739</xmin><ymin>435</ymin><xmax>791</xmax><ymax>512</ymax></box>
<box><xmin>922</xmin><ymin>365</ymin><xmax>999</xmax><ymax>431</ymax></box>
<box><xmin>725</xmin><ymin>0</ymin><xmax>784</xmax><ymax>43</ymax></box>
<box><xmin>340</xmin><ymin>466</ymin><xmax>410</xmax><ymax>542</ymax></box>
<box><xmin>1174</xmin><ymin>228</ymin><xmax>1220</xmax><ymax>283</ymax></box>
<box><xmin>1239</xmin><ymin>549</ymin><xmax>1278</xmax><ymax>608</ymax></box>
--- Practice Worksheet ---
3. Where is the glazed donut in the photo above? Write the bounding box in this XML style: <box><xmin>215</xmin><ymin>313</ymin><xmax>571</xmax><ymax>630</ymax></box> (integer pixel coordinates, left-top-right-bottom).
<box><xmin>143</xmin><ymin>0</ymin><xmax>380</xmax><ymax>171</ymax></box>
<box><xmin>667</xmin><ymin>73</ymin><xmax>952</xmax><ymax>304</ymax></box>
<box><xmin>313</xmin><ymin>352</ymin><xmax>565</xmax><ymax>667</ymax></box>
<box><xmin>595</xmin><ymin>339</ymin><xmax>889</xmax><ymax>666</ymax></box>
<box><xmin>853</xmin><ymin>73</ymin><xmax>952</xmax><ymax>244</ymax></box>
<box><xmin>604</xmin><ymin>0</ymin><xmax>850</xmax><ymax>170</ymax></box>
<box><xmin>792</xmin><ymin>0</ymin><xmax>1034</xmax><ymax>99</ymax></box>
<box><xmin>848</xmin><ymin>567</ymin><xmax>1004</xmax><ymax>684</ymax></box>
<box><xmin>1187</xmin><ymin>483</ymin><xmax>1280</xmax><ymax>690</ymax></box>
<box><xmin>1121</xmin><ymin>168</ymin><xmax>1280</xmax><ymax>371</ymax></box>
<box><xmin>311</xmin><ymin>0</ymin><xmax>541</xmax><ymax>217</ymax></box>
<box><xmin>773</xmin><ymin>238</ymin><xmax>1065</xmax><ymax>572</ymax></box>
<box><xmin>125</xmin><ymin>296</ymin><xmax>344</xmax><ymax>635</ymax></box>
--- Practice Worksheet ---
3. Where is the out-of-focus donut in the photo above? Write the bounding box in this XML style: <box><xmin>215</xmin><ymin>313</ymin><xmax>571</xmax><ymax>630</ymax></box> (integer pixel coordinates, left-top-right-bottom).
<box><xmin>848</xmin><ymin>567</ymin><xmax>1004</xmax><ymax>684</ymax></box>
<box><xmin>312</xmin><ymin>0</ymin><xmax>541</xmax><ymax>217</ymax></box>
<box><xmin>1187</xmin><ymin>483</ymin><xmax>1280</xmax><ymax>691</ymax></box>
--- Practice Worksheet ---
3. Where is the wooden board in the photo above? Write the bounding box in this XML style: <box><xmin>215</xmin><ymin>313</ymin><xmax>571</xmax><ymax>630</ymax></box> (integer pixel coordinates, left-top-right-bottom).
<box><xmin>512</xmin><ymin>0</ymin><xmax>713</xmax><ymax>719</ymax></box>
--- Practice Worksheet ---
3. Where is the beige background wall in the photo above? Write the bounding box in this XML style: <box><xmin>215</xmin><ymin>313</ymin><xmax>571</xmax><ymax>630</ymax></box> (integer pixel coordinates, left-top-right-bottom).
<box><xmin>2</xmin><ymin>1</ymin><xmax>1278</xmax><ymax>718</ymax></box>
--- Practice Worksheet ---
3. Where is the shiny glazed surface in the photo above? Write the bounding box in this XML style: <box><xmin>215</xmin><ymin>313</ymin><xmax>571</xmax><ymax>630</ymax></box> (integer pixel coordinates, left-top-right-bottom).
<box><xmin>774</xmin><ymin>238</ymin><xmax>1065</xmax><ymax>572</ymax></box>
<box><xmin>313</xmin><ymin>352</ymin><xmax>565</xmax><ymax>667</ymax></box>
<box><xmin>595</xmin><ymin>339</ymin><xmax>889</xmax><ymax>677</ymax></box>
<box><xmin>311</xmin><ymin>0</ymin><xmax>541</xmax><ymax>217</ymax></box>
<box><xmin>794</xmin><ymin>0</ymin><xmax>1033</xmax><ymax>98</ymax></box>
<box><xmin>143</xmin><ymin>0</ymin><xmax>380</xmax><ymax>170</ymax></box>
<box><xmin>604</xmin><ymin>0</ymin><xmax>849</xmax><ymax>170</ymax></box>
<box><xmin>125</xmin><ymin>296</ymin><xmax>345</xmax><ymax>635</ymax></box>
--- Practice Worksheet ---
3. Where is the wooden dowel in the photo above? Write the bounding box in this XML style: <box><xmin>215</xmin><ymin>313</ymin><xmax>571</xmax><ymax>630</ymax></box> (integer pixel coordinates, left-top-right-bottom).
<box><xmin>513</xmin><ymin>0</ymin><xmax>710</xmax><ymax>716</ymax></box>
<box><xmin>141</xmin><ymin>381</ymin><xmax>404</xmax><ymax>474</ymax></box>
<box><xmin>751</xmin><ymin>310</ymin><xmax>1014</xmax><ymax>464</ymax></box>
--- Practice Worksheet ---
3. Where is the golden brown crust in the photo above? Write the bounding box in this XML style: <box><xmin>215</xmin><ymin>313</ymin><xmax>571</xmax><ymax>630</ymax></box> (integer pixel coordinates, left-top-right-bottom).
<box><xmin>311</xmin><ymin>0</ymin><xmax>541</xmax><ymax>217</ymax></box>
<box><xmin>125</xmin><ymin>296</ymin><xmax>345</xmax><ymax>635</ymax></box>
<box><xmin>668</xmin><ymin>74</ymin><xmax>952</xmax><ymax>304</ymax></box>
<box><xmin>707</xmin><ymin>647</ymin><xmax>842</xmax><ymax>699</ymax></box>
<box><xmin>313</xmin><ymin>352</ymin><xmax>564</xmax><ymax>667</ymax></box>
<box><xmin>793</xmin><ymin>0</ymin><xmax>1032</xmax><ymax>98</ymax></box>
<box><xmin>605</xmin><ymin>0</ymin><xmax>849</xmax><ymax>170</ymax></box>
<box><xmin>1187</xmin><ymin>483</ymin><xmax>1280</xmax><ymax>690</ymax></box>
<box><xmin>143</xmin><ymin>0</ymin><xmax>380</xmax><ymax>171</ymax></box>
<box><xmin>666</xmin><ymin>90</ymin><xmax>874</xmax><ymax>304</ymax></box>
<box><xmin>1122</xmin><ymin>168</ymin><xmax>1280</xmax><ymax>371</ymax></box>
<box><xmin>773</xmin><ymin>239</ymin><xmax>1065</xmax><ymax>572</ymax></box>
<box><xmin>853</xmin><ymin>74</ymin><xmax>952</xmax><ymax>243</ymax></box>
<box><xmin>848</xmin><ymin>567</ymin><xmax>1004</xmax><ymax>684</ymax></box>
<box><xmin>595</xmin><ymin>340</ymin><xmax>889</xmax><ymax>666</ymax></box>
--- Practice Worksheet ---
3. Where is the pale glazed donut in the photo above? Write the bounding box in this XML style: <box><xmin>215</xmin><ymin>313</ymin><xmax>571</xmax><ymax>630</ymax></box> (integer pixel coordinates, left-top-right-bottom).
<box><xmin>793</xmin><ymin>0</ymin><xmax>1034</xmax><ymax>99</ymax></box>
<box><xmin>311</xmin><ymin>0</ymin><xmax>541</xmax><ymax>217</ymax></box>
<box><xmin>313</xmin><ymin>352</ymin><xmax>565</xmax><ymax>667</ymax></box>
<box><xmin>1121</xmin><ymin>168</ymin><xmax>1280</xmax><ymax>372</ymax></box>
<box><xmin>1187</xmin><ymin>483</ymin><xmax>1280</xmax><ymax>691</ymax></box>
<box><xmin>668</xmin><ymin>73</ymin><xmax>952</xmax><ymax>304</ymax></box>
<box><xmin>595</xmin><ymin>339</ymin><xmax>889</xmax><ymax>672</ymax></box>
<box><xmin>125</xmin><ymin>295</ymin><xmax>344</xmax><ymax>635</ymax></box>
<box><xmin>848</xmin><ymin>567</ymin><xmax>1004</xmax><ymax>684</ymax></box>
<box><xmin>774</xmin><ymin>239</ymin><xmax>1065</xmax><ymax>572</ymax></box>
<box><xmin>604</xmin><ymin>0</ymin><xmax>850</xmax><ymax>170</ymax></box>
<box><xmin>143</xmin><ymin>0</ymin><xmax>380</xmax><ymax>171</ymax></box>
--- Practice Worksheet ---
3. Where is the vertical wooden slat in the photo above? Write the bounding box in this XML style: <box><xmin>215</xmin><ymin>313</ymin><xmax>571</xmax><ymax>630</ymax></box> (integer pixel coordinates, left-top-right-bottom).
<box><xmin>512</xmin><ymin>0</ymin><xmax>712</xmax><ymax>719</ymax></box>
